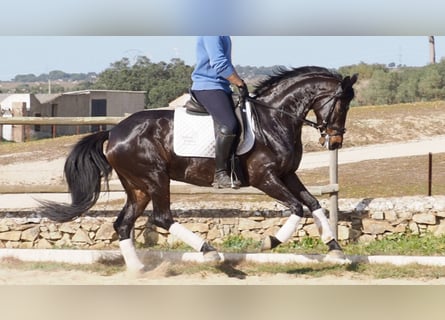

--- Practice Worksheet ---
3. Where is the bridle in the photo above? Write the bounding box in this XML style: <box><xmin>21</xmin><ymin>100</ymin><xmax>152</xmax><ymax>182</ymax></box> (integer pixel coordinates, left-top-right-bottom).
<box><xmin>313</xmin><ymin>84</ymin><xmax>347</xmax><ymax>147</ymax></box>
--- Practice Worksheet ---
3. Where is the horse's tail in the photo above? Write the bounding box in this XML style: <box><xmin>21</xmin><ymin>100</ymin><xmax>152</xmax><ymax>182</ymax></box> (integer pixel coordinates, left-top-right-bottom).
<box><xmin>39</xmin><ymin>131</ymin><xmax>112</xmax><ymax>222</ymax></box>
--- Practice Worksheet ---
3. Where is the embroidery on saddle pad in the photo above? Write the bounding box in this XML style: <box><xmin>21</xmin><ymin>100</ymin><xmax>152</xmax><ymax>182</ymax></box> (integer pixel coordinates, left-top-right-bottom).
<box><xmin>173</xmin><ymin>102</ymin><xmax>255</xmax><ymax>158</ymax></box>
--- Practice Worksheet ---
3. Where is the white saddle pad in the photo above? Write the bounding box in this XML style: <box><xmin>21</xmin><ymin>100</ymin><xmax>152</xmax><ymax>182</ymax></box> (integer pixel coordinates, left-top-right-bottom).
<box><xmin>173</xmin><ymin>101</ymin><xmax>256</xmax><ymax>158</ymax></box>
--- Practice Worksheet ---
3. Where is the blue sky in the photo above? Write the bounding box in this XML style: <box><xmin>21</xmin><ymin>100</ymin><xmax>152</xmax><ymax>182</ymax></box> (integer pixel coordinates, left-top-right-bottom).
<box><xmin>0</xmin><ymin>36</ymin><xmax>443</xmax><ymax>81</ymax></box>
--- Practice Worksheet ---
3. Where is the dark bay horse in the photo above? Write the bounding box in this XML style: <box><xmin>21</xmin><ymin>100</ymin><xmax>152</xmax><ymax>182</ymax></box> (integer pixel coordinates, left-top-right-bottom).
<box><xmin>40</xmin><ymin>66</ymin><xmax>357</xmax><ymax>271</ymax></box>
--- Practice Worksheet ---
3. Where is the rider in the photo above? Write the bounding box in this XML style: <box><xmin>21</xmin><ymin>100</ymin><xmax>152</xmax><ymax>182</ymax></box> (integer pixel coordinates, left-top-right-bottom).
<box><xmin>191</xmin><ymin>36</ymin><xmax>248</xmax><ymax>189</ymax></box>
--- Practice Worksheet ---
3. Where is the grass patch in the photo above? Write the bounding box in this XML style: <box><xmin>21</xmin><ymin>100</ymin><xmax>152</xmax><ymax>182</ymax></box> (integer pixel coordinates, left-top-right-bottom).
<box><xmin>345</xmin><ymin>233</ymin><xmax>445</xmax><ymax>256</ymax></box>
<box><xmin>272</xmin><ymin>237</ymin><xmax>327</xmax><ymax>254</ymax></box>
<box><xmin>219</xmin><ymin>234</ymin><xmax>261</xmax><ymax>252</ymax></box>
<box><xmin>275</xmin><ymin>232</ymin><xmax>445</xmax><ymax>257</ymax></box>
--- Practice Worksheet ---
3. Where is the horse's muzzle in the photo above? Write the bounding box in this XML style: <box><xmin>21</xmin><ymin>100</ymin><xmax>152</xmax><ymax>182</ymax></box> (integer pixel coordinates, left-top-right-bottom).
<box><xmin>328</xmin><ymin>135</ymin><xmax>343</xmax><ymax>150</ymax></box>
<box><xmin>319</xmin><ymin>132</ymin><xmax>344</xmax><ymax>150</ymax></box>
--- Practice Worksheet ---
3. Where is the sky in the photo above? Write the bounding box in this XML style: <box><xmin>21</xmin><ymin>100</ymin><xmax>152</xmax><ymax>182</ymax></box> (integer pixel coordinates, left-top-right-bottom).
<box><xmin>0</xmin><ymin>36</ymin><xmax>444</xmax><ymax>81</ymax></box>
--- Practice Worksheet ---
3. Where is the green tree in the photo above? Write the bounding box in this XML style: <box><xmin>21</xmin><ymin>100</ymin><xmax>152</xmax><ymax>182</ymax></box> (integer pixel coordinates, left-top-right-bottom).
<box><xmin>362</xmin><ymin>70</ymin><xmax>400</xmax><ymax>105</ymax></box>
<box><xmin>94</xmin><ymin>58</ymin><xmax>133</xmax><ymax>90</ymax></box>
<box><xmin>338</xmin><ymin>62</ymin><xmax>386</xmax><ymax>80</ymax></box>
<box><xmin>395</xmin><ymin>68</ymin><xmax>421</xmax><ymax>103</ymax></box>
<box><xmin>418</xmin><ymin>66</ymin><xmax>444</xmax><ymax>100</ymax></box>
<box><xmin>13</xmin><ymin>74</ymin><xmax>38</xmax><ymax>82</ymax></box>
<box><xmin>93</xmin><ymin>56</ymin><xmax>192</xmax><ymax>108</ymax></box>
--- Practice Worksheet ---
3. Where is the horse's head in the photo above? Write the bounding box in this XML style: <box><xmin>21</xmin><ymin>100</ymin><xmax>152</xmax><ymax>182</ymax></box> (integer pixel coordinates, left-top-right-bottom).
<box><xmin>251</xmin><ymin>67</ymin><xmax>358</xmax><ymax>150</ymax></box>
<box><xmin>313</xmin><ymin>74</ymin><xmax>358</xmax><ymax>150</ymax></box>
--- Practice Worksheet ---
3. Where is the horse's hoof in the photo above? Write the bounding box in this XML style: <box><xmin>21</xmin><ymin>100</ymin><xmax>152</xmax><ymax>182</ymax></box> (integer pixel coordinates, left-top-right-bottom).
<box><xmin>261</xmin><ymin>235</ymin><xmax>281</xmax><ymax>251</ymax></box>
<box><xmin>203</xmin><ymin>250</ymin><xmax>221</xmax><ymax>263</ymax></box>
<box><xmin>201</xmin><ymin>242</ymin><xmax>221</xmax><ymax>262</ymax></box>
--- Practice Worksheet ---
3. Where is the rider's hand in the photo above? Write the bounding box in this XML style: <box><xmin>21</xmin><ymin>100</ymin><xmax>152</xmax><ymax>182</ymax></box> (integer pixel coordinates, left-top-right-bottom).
<box><xmin>237</xmin><ymin>81</ymin><xmax>249</xmax><ymax>99</ymax></box>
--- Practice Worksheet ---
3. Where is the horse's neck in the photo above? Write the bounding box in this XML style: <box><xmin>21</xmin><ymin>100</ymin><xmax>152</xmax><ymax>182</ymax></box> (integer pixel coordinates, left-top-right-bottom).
<box><xmin>254</xmin><ymin>81</ymin><xmax>322</xmax><ymax>152</ymax></box>
<box><xmin>254</xmin><ymin>98</ymin><xmax>306</xmax><ymax>152</ymax></box>
<box><xmin>258</xmin><ymin>82</ymin><xmax>316</xmax><ymax>120</ymax></box>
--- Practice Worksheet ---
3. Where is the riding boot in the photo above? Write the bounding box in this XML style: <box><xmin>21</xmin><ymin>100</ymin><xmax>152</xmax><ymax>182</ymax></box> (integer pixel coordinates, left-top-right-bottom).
<box><xmin>212</xmin><ymin>132</ymin><xmax>241</xmax><ymax>189</ymax></box>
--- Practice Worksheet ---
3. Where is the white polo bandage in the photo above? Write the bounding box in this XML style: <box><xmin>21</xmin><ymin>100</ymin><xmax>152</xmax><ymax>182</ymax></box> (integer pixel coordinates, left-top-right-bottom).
<box><xmin>312</xmin><ymin>208</ymin><xmax>335</xmax><ymax>243</ymax></box>
<box><xmin>169</xmin><ymin>222</ymin><xmax>205</xmax><ymax>252</ymax></box>
<box><xmin>275</xmin><ymin>214</ymin><xmax>301</xmax><ymax>243</ymax></box>
<box><xmin>119</xmin><ymin>239</ymin><xmax>145</xmax><ymax>271</ymax></box>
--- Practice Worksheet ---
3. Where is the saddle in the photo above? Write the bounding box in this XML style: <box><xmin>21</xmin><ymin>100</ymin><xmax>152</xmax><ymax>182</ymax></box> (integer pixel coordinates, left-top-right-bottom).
<box><xmin>184</xmin><ymin>91</ymin><xmax>208</xmax><ymax>114</ymax></box>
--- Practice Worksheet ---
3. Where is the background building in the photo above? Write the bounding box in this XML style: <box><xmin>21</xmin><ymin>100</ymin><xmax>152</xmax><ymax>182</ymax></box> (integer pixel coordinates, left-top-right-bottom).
<box><xmin>1</xmin><ymin>90</ymin><xmax>146</xmax><ymax>141</ymax></box>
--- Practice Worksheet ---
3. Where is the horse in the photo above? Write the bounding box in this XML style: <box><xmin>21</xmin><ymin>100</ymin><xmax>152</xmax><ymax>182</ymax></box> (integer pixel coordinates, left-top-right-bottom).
<box><xmin>39</xmin><ymin>66</ymin><xmax>358</xmax><ymax>271</ymax></box>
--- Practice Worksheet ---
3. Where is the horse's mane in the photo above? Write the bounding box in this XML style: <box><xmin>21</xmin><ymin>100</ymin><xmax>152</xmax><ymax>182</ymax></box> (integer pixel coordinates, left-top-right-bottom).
<box><xmin>253</xmin><ymin>66</ymin><xmax>342</xmax><ymax>96</ymax></box>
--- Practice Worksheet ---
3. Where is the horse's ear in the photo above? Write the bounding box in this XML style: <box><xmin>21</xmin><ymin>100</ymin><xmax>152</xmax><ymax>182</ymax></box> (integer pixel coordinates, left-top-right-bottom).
<box><xmin>341</xmin><ymin>76</ymin><xmax>351</xmax><ymax>90</ymax></box>
<box><xmin>341</xmin><ymin>73</ymin><xmax>358</xmax><ymax>90</ymax></box>
<box><xmin>351</xmin><ymin>73</ymin><xmax>358</xmax><ymax>85</ymax></box>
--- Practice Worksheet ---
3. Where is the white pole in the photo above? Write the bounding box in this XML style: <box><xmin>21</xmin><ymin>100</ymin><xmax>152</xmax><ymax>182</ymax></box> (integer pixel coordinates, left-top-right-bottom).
<box><xmin>329</xmin><ymin>149</ymin><xmax>338</xmax><ymax>239</ymax></box>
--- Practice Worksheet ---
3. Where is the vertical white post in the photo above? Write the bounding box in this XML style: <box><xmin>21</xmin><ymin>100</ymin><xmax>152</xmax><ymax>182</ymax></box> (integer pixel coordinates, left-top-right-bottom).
<box><xmin>329</xmin><ymin>149</ymin><xmax>338</xmax><ymax>240</ymax></box>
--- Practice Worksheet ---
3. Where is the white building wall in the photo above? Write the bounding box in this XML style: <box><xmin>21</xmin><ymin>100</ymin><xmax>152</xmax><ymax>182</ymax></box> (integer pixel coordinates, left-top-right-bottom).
<box><xmin>0</xmin><ymin>94</ymin><xmax>31</xmax><ymax>112</ymax></box>
<box><xmin>0</xmin><ymin>94</ymin><xmax>31</xmax><ymax>141</ymax></box>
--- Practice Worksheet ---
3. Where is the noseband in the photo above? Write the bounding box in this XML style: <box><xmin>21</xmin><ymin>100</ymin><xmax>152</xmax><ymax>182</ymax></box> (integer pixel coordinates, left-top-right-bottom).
<box><xmin>315</xmin><ymin>85</ymin><xmax>347</xmax><ymax>146</ymax></box>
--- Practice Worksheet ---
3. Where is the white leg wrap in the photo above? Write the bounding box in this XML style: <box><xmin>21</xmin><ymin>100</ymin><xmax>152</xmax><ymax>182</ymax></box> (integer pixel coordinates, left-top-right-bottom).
<box><xmin>119</xmin><ymin>239</ymin><xmax>145</xmax><ymax>271</ymax></box>
<box><xmin>169</xmin><ymin>222</ymin><xmax>205</xmax><ymax>252</ymax></box>
<box><xmin>312</xmin><ymin>208</ymin><xmax>335</xmax><ymax>244</ymax></box>
<box><xmin>275</xmin><ymin>214</ymin><xmax>301</xmax><ymax>243</ymax></box>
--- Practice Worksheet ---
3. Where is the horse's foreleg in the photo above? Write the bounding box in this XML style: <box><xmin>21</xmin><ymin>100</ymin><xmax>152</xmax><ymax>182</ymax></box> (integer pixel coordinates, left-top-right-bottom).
<box><xmin>282</xmin><ymin>174</ymin><xmax>344</xmax><ymax>256</ymax></box>
<box><xmin>311</xmin><ymin>208</ymin><xmax>344</xmax><ymax>257</ymax></box>
<box><xmin>261</xmin><ymin>213</ymin><xmax>303</xmax><ymax>251</ymax></box>
<box><xmin>312</xmin><ymin>208</ymin><xmax>334</xmax><ymax>244</ymax></box>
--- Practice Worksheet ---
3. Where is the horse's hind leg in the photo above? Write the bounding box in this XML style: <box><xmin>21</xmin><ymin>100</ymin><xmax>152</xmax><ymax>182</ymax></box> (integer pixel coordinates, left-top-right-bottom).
<box><xmin>114</xmin><ymin>189</ymin><xmax>150</xmax><ymax>272</ymax></box>
<box><xmin>168</xmin><ymin>224</ymin><xmax>220</xmax><ymax>261</ymax></box>
<box><xmin>148</xmin><ymin>174</ymin><xmax>221</xmax><ymax>262</ymax></box>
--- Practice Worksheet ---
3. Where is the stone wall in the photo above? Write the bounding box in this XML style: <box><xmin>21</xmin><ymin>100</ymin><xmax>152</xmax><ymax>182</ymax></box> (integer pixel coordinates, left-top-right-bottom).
<box><xmin>0</xmin><ymin>196</ymin><xmax>444</xmax><ymax>249</ymax></box>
